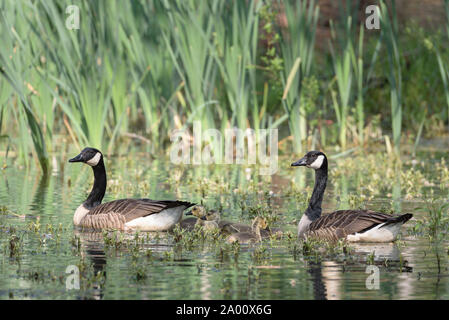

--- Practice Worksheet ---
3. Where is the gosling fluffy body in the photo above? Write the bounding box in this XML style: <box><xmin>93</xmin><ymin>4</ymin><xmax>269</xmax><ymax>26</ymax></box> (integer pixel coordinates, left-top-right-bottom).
<box><xmin>226</xmin><ymin>216</ymin><xmax>268</xmax><ymax>244</ymax></box>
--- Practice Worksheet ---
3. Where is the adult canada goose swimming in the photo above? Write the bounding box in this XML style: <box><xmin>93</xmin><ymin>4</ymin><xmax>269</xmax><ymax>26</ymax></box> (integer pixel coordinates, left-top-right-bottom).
<box><xmin>291</xmin><ymin>151</ymin><xmax>412</xmax><ymax>242</ymax></box>
<box><xmin>69</xmin><ymin>147</ymin><xmax>194</xmax><ymax>231</ymax></box>
<box><xmin>226</xmin><ymin>216</ymin><xmax>268</xmax><ymax>244</ymax></box>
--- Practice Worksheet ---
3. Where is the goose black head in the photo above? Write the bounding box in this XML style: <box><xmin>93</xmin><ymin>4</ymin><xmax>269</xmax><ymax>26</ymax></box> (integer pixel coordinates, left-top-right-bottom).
<box><xmin>69</xmin><ymin>147</ymin><xmax>103</xmax><ymax>167</ymax></box>
<box><xmin>291</xmin><ymin>151</ymin><xmax>327</xmax><ymax>170</ymax></box>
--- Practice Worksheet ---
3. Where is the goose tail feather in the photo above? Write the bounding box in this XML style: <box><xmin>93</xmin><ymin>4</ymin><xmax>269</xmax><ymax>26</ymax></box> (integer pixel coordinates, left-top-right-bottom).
<box><xmin>381</xmin><ymin>213</ymin><xmax>413</xmax><ymax>227</ymax></box>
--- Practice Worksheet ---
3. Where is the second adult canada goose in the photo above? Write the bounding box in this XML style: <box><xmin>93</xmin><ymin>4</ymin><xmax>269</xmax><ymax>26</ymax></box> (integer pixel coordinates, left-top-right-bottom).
<box><xmin>69</xmin><ymin>147</ymin><xmax>194</xmax><ymax>231</ymax></box>
<box><xmin>226</xmin><ymin>217</ymin><xmax>268</xmax><ymax>244</ymax></box>
<box><xmin>291</xmin><ymin>151</ymin><xmax>412</xmax><ymax>242</ymax></box>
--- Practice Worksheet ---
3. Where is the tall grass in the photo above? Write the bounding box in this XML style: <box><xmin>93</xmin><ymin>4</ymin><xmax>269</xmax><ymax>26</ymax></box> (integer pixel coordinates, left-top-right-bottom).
<box><xmin>329</xmin><ymin>16</ymin><xmax>354</xmax><ymax>150</ymax></box>
<box><xmin>352</xmin><ymin>25</ymin><xmax>365</xmax><ymax>146</ymax></box>
<box><xmin>436</xmin><ymin>0</ymin><xmax>449</xmax><ymax>131</ymax></box>
<box><xmin>380</xmin><ymin>0</ymin><xmax>402</xmax><ymax>154</ymax></box>
<box><xmin>279</xmin><ymin>0</ymin><xmax>319</xmax><ymax>154</ymax></box>
<box><xmin>163</xmin><ymin>0</ymin><xmax>220</xmax><ymax>132</ymax></box>
<box><xmin>115</xmin><ymin>1</ymin><xmax>178</xmax><ymax>151</ymax></box>
<box><xmin>212</xmin><ymin>0</ymin><xmax>261</xmax><ymax>131</ymax></box>
<box><xmin>328</xmin><ymin>1</ymin><xmax>360</xmax><ymax>150</ymax></box>
<box><xmin>329</xmin><ymin>1</ymin><xmax>372</xmax><ymax>149</ymax></box>
<box><xmin>0</xmin><ymin>0</ymin><xmax>447</xmax><ymax>171</ymax></box>
<box><xmin>0</xmin><ymin>1</ymin><xmax>49</xmax><ymax>172</ymax></box>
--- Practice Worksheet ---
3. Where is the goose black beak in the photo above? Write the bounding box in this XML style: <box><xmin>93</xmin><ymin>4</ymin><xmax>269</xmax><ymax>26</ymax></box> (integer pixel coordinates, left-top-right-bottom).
<box><xmin>200</xmin><ymin>216</ymin><xmax>207</xmax><ymax>221</ymax></box>
<box><xmin>291</xmin><ymin>157</ymin><xmax>307</xmax><ymax>167</ymax></box>
<box><xmin>185</xmin><ymin>211</ymin><xmax>193</xmax><ymax>216</ymax></box>
<box><xmin>69</xmin><ymin>154</ymin><xmax>84</xmax><ymax>163</ymax></box>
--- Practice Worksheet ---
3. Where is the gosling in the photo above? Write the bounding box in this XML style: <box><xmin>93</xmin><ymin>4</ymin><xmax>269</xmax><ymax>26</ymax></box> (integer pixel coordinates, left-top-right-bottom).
<box><xmin>226</xmin><ymin>217</ymin><xmax>268</xmax><ymax>244</ymax></box>
<box><xmin>180</xmin><ymin>205</ymin><xmax>220</xmax><ymax>231</ymax></box>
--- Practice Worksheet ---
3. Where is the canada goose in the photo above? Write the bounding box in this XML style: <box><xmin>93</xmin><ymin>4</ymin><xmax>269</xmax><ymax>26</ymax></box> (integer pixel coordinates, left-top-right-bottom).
<box><xmin>184</xmin><ymin>205</ymin><xmax>220</xmax><ymax>231</ymax></box>
<box><xmin>221</xmin><ymin>220</ymin><xmax>283</xmax><ymax>238</ymax></box>
<box><xmin>291</xmin><ymin>151</ymin><xmax>413</xmax><ymax>242</ymax></box>
<box><xmin>179</xmin><ymin>206</ymin><xmax>205</xmax><ymax>232</ymax></box>
<box><xmin>226</xmin><ymin>216</ymin><xmax>268</xmax><ymax>244</ymax></box>
<box><xmin>180</xmin><ymin>205</ymin><xmax>230</xmax><ymax>232</ymax></box>
<box><xmin>186</xmin><ymin>205</ymin><xmax>283</xmax><ymax>238</ymax></box>
<box><xmin>179</xmin><ymin>216</ymin><xmax>198</xmax><ymax>231</ymax></box>
<box><xmin>68</xmin><ymin>147</ymin><xmax>194</xmax><ymax>231</ymax></box>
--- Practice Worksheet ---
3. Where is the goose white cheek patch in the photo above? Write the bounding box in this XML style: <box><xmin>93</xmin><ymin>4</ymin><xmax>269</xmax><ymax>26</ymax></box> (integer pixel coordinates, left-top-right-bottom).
<box><xmin>86</xmin><ymin>152</ymin><xmax>101</xmax><ymax>166</ymax></box>
<box><xmin>309</xmin><ymin>155</ymin><xmax>324</xmax><ymax>169</ymax></box>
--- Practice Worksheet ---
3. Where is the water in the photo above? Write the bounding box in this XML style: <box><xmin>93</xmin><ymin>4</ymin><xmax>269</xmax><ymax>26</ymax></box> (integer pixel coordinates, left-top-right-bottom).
<box><xmin>1</xmin><ymin>150</ymin><xmax>449</xmax><ymax>300</ymax></box>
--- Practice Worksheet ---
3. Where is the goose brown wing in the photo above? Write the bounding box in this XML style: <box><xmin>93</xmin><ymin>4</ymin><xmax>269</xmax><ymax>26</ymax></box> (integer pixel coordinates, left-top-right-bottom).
<box><xmin>306</xmin><ymin>210</ymin><xmax>397</xmax><ymax>241</ymax></box>
<box><xmin>87</xmin><ymin>199</ymin><xmax>194</xmax><ymax>222</ymax></box>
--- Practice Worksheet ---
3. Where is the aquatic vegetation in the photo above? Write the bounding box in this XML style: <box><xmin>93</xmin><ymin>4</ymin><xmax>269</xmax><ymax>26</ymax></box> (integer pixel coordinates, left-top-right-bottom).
<box><xmin>251</xmin><ymin>245</ymin><xmax>271</xmax><ymax>263</ymax></box>
<box><xmin>412</xmin><ymin>198</ymin><xmax>449</xmax><ymax>241</ymax></box>
<box><xmin>216</xmin><ymin>242</ymin><xmax>241</xmax><ymax>264</ymax></box>
<box><xmin>434</xmin><ymin>158</ymin><xmax>449</xmax><ymax>190</ymax></box>
<box><xmin>70</xmin><ymin>234</ymin><xmax>82</xmax><ymax>253</ymax></box>
<box><xmin>328</xmin><ymin>153</ymin><xmax>432</xmax><ymax>200</ymax></box>
<box><xmin>300</xmin><ymin>238</ymin><xmax>347</xmax><ymax>258</ymax></box>
<box><xmin>8</xmin><ymin>234</ymin><xmax>22</xmax><ymax>258</ymax></box>
<box><xmin>366</xmin><ymin>251</ymin><xmax>376</xmax><ymax>265</ymax></box>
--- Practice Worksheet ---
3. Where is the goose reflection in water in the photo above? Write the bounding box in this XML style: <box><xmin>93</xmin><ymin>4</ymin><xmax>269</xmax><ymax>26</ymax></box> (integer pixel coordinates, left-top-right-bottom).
<box><xmin>306</xmin><ymin>242</ymin><xmax>413</xmax><ymax>300</ymax></box>
<box><xmin>73</xmin><ymin>229</ymin><xmax>176</xmax><ymax>300</ymax></box>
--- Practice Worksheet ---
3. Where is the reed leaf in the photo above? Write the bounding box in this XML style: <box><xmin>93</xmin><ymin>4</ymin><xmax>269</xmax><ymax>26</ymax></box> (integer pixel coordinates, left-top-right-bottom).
<box><xmin>380</xmin><ymin>0</ymin><xmax>402</xmax><ymax>154</ymax></box>
<box><xmin>279</xmin><ymin>0</ymin><xmax>319</xmax><ymax>154</ymax></box>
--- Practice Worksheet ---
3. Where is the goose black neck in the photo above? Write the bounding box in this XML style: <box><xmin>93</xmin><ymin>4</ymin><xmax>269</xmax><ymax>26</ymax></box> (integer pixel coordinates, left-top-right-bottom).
<box><xmin>305</xmin><ymin>162</ymin><xmax>328</xmax><ymax>221</ymax></box>
<box><xmin>84</xmin><ymin>159</ymin><xmax>106</xmax><ymax>209</ymax></box>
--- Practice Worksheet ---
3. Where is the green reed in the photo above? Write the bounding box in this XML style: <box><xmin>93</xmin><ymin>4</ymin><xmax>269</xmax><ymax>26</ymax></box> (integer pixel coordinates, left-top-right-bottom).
<box><xmin>279</xmin><ymin>0</ymin><xmax>319</xmax><ymax>154</ymax></box>
<box><xmin>328</xmin><ymin>1</ymin><xmax>358</xmax><ymax>150</ymax></box>
<box><xmin>162</xmin><ymin>0</ymin><xmax>220</xmax><ymax>132</ymax></box>
<box><xmin>0</xmin><ymin>0</ymin><xmax>446</xmax><ymax>172</ymax></box>
<box><xmin>380</xmin><ymin>0</ymin><xmax>402</xmax><ymax>154</ymax></box>
<box><xmin>352</xmin><ymin>25</ymin><xmax>366</xmax><ymax>146</ymax></box>
<box><xmin>436</xmin><ymin>0</ymin><xmax>449</xmax><ymax>130</ymax></box>
<box><xmin>0</xmin><ymin>1</ymin><xmax>49</xmax><ymax>172</ymax></box>
<box><xmin>329</xmin><ymin>16</ymin><xmax>353</xmax><ymax>150</ymax></box>
<box><xmin>329</xmin><ymin>1</ymin><xmax>372</xmax><ymax>149</ymax></box>
<box><xmin>212</xmin><ymin>0</ymin><xmax>261</xmax><ymax>131</ymax></box>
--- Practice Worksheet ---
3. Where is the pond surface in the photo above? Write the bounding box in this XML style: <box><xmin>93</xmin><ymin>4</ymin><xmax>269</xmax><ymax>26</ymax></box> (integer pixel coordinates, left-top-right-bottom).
<box><xmin>1</xmin><ymin>148</ymin><xmax>449</xmax><ymax>300</ymax></box>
